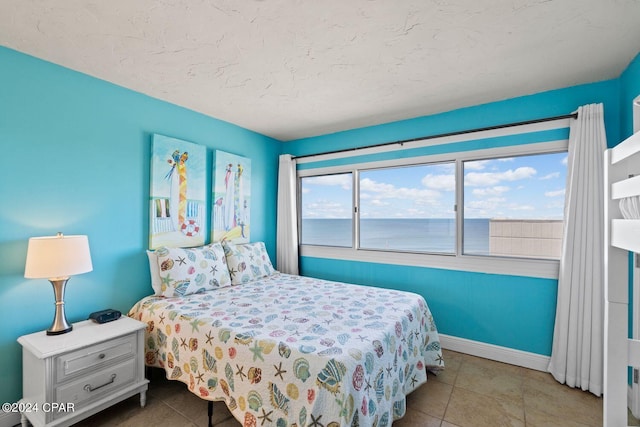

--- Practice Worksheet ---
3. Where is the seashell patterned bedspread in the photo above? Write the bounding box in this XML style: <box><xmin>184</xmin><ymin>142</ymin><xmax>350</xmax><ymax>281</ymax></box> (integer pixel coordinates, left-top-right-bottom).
<box><xmin>128</xmin><ymin>273</ymin><xmax>444</xmax><ymax>426</ymax></box>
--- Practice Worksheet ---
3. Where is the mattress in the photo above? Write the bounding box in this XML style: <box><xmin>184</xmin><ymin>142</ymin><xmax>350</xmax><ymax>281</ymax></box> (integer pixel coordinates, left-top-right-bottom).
<box><xmin>128</xmin><ymin>273</ymin><xmax>444</xmax><ymax>426</ymax></box>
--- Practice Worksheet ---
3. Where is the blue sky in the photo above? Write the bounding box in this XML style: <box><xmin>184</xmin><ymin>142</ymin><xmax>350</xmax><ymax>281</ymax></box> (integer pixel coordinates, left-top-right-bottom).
<box><xmin>301</xmin><ymin>151</ymin><xmax>567</xmax><ymax>219</ymax></box>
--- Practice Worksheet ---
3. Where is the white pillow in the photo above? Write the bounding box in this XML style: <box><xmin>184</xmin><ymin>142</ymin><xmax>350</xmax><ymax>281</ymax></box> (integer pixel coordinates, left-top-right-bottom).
<box><xmin>155</xmin><ymin>243</ymin><xmax>231</xmax><ymax>297</ymax></box>
<box><xmin>146</xmin><ymin>250</ymin><xmax>162</xmax><ymax>295</ymax></box>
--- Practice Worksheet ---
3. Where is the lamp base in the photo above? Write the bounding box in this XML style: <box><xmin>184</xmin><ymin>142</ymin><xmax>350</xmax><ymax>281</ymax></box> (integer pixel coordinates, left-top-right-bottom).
<box><xmin>47</xmin><ymin>278</ymin><xmax>73</xmax><ymax>336</ymax></box>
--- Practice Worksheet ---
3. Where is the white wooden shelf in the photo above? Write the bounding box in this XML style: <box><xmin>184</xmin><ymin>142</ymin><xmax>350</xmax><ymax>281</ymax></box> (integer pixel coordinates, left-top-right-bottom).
<box><xmin>611</xmin><ymin>219</ymin><xmax>640</xmax><ymax>252</ymax></box>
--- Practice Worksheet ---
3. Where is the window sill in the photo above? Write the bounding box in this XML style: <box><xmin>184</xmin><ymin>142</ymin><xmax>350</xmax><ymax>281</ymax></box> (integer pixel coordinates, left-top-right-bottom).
<box><xmin>299</xmin><ymin>245</ymin><xmax>559</xmax><ymax>279</ymax></box>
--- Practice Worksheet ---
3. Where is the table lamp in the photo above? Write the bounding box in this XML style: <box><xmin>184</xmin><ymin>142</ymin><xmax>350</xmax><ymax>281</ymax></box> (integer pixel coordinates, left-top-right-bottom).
<box><xmin>24</xmin><ymin>233</ymin><xmax>93</xmax><ymax>335</ymax></box>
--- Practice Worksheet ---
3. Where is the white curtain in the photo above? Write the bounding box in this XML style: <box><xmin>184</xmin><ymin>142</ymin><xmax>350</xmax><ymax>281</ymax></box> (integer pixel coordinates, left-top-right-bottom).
<box><xmin>276</xmin><ymin>154</ymin><xmax>299</xmax><ymax>275</ymax></box>
<box><xmin>548</xmin><ymin>103</ymin><xmax>607</xmax><ymax>396</ymax></box>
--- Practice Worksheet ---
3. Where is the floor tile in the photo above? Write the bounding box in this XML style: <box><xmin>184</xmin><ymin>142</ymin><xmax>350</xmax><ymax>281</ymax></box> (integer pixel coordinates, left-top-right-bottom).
<box><xmin>444</xmin><ymin>386</ymin><xmax>525</xmax><ymax>427</ymax></box>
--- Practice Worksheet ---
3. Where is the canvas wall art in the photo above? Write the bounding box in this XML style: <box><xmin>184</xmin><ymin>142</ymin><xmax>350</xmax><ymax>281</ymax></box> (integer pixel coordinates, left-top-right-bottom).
<box><xmin>149</xmin><ymin>134</ymin><xmax>207</xmax><ymax>249</ymax></box>
<box><xmin>212</xmin><ymin>150</ymin><xmax>251</xmax><ymax>244</ymax></box>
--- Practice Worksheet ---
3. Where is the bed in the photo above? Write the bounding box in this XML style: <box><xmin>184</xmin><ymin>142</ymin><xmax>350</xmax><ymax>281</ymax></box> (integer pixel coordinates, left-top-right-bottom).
<box><xmin>129</xmin><ymin>241</ymin><xmax>444</xmax><ymax>426</ymax></box>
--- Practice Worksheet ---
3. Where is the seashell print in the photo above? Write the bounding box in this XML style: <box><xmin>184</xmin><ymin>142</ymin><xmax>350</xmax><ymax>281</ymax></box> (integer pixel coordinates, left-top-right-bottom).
<box><xmin>174</xmin><ymin>281</ymin><xmax>190</xmax><ymax>296</ymax></box>
<box><xmin>352</xmin><ymin>364</ymin><xmax>364</xmax><ymax>391</ymax></box>
<box><xmin>183</xmin><ymin>362</ymin><xmax>190</xmax><ymax>374</ymax></box>
<box><xmin>167</xmin><ymin>352</ymin><xmax>175</xmax><ymax>369</ymax></box>
<box><xmin>244</xmin><ymin>412</ymin><xmax>257</xmax><ymax>427</ymax></box>
<box><xmin>225</xmin><ymin>363</ymin><xmax>235</xmax><ymax>391</ymax></box>
<box><xmin>393</xmin><ymin>399</ymin><xmax>405</xmax><ymax>418</ymax></box>
<box><xmin>146</xmin><ymin>336</ymin><xmax>156</xmax><ymax>351</ymax></box>
<box><xmin>299</xmin><ymin>406</ymin><xmax>308</xmax><ymax>426</ymax></box>
<box><xmin>269</xmin><ymin>382</ymin><xmax>290</xmax><ymax>415</ymax></box>
<box><xmin>157</xmin><ymin>329</ymin><xmax>167</xmax><ymax>347</ymax></box>
<box><xmin>202</xmin><ymin>348</ymin><xmax>217</xmax><ymax>372</ymax></box>
<box><xmin>186</xmin><ymin>251</ymin><xmax>196</xmax><ymax>262</ymax></box>
<box><xmin>238</xmin><ymin>261</ymin><xmax>247</xmax><ymax>272</ymax></box>
<box><xmin>194</xmin><ymin>273</ymin><xmax>205</xmax><ymax>286</ymax></box>
<box><xmin>315</xmin><ymin>358</ymin><xmax>347</xmax><ymax>395</ymax></box>
<box><xmin>160</xmin><ymin>258</ymin><xmax>174</xmax><ymax>271</ymax></box>
<box><xmin>337</xmin><ymin>333</ymin><xmax>350</xmax><ymax>345</ymax></box>
<box><xmin>228</xmin><ymin>347</ymin><xmax>237</xmax><ymax>358</ymax></box>
<box><xmin>364</xmin><ymin>352</ymin><xmax>374</xmax><ymax>374</ymax></box>
<box><xmin>156</xmin><ymin>247</ymin><xmax>170</xmax><ymax>257</ymax></box>
<box><xmin>258</xmin><ymin>340</ymin><xmax>275</xmax><ymax>354</ymax></box>
<box><xmin>145</xmin><ymin>351</ymin><xmax>156</xmax><ymax>365</ymax></box>
<box><xmin>372</xmin><ymin>340</ymin><xmax>384</xmax><ymax>358</ymax></box>
<box><xmin>307</xmin><ymin>388</ymin><xmax>315</xmax><ymax>404</ymax></box>
<box><xmin>207</xmin><ymin>378</ymin><xmax>218</xmax><ymax>390</ymax></box>
<box><xmin>318</xmin><ymin>347</ymin><xmax>342</xmax><ymax>356</ymax></box>
<box><xmin>286</xmin><ymin>383</ymin><xmax>299</xmax><ymax>399</ymax></box>
<box><xmin>368</xmin><ymin>399</ymin><xmax>376</xmax><ymax>417</ymax></box>
<box><xmin>385</xmin><ymin>384</ymin><xmax>391</xmax><ymax>400</ymax></box>
<box><xmin>234</xmin><ymin>331</ymin><xmax>254</xmax><ymax>345</ymax></box>
<box><xmin>250</xmin><ymin>265</ymin><xmax>261</xmax><ymax>276</ymax></box>
<box><xmin>248</xmin><ymin>367</ymin><xmax>262</xmax><ymax>384</ymax></box>
<box><xmin>299</xmin><ymin>345</ymin><xmax>316</xmax><ymax>354</ymax></box>
<box><xmin>189</xmin><ymin>356</ymin><xmax>198</xmax><ymax>373</ymax></box>
<box><xmin>293</xmin><ymin>358</ymin><xmax>310</xmax><ymax>382</ymax></box>
<box><xmin>189</xmin><ymin>338</ymin><xmax>198</xmax><ymax>351</ymax></box>
<box><xmin>319</xmin><ymin>338</ymin><xmax>335</xmax><ymax>347</ymax></box>
<box><xmin>278</xmin><ymin>342</ymin><xmax>292</xmax><ymax>359</ymax></box>
<box><xmin>361</xmin><ymin>396</ymin><xmax>368</xmax><ymax>416</ymax></box>
<box><xmin>247</xmin><ymin>390</ymin><xmax>262</xmax><ymax>411</ymax></box>
<box><xmin>327</xmin><ymin>423</ymin><xmax>340</xmax><ymax>427</ymax></box>
<box><xmin>214</xmin><ymin>346</ymin><xmax>223</xmax><ymax>359</ymax></box>
<box><xmin>198</xmin><ymin>386</ymin><xmax>209</xmax><ymax>397</ymax></box>
<box><xmin>219</xmin><ymin>379</ymin><xmax>230</xmax><ymax>396</ymax></box>
<box><xmin>189</xmin><ymin>373</ymin><xmax>195</xmax><ymax>390</ymax></box>
<box><xmin>348</xmin><ymin>348</ymin><xmax>362</xmax><ymax>360</ymax></box>
<box><xmin>218</xmin><ymin>328</ymin><xmax>232</xmax><ymax>343</ymax></box>
<box><xmin>170</xmin><ymin>366</ymin><xmax>182</xmax><ymax>379</ymax></box>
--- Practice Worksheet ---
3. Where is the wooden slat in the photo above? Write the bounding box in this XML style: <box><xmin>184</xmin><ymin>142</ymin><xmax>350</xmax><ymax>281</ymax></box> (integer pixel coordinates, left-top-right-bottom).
<box><xmin>612</xmin><ymin>175</ymin><xmax>640</xmax><ymax>199</ymax></box>
<box><xmin>611</xmin><ymin>219</ymin><xmax>640</xmax><ymax>253</ymax></box>
<box><xmin>611</xmin><ymin>131</ymin><xmax>640</xmax><ymax>164</ymax></box>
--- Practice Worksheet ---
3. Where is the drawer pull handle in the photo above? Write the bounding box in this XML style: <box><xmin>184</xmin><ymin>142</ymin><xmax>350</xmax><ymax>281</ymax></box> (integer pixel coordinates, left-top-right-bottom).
<box><xmin>84</xmin><ymin>374</ymin><xmax>116</xmax><ymax>392</ymax></box>
<box><xmin>98</xmin><ymin>353</ymin><xmax>106</xmax><ymax>359</ymax></box>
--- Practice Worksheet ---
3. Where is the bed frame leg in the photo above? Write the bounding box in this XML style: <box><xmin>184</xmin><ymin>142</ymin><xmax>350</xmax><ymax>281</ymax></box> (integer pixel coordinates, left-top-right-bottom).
<box><xmin>208</xmin><ymin>401</ymin><xmax>213</xmax><ymax>427</ymax></box>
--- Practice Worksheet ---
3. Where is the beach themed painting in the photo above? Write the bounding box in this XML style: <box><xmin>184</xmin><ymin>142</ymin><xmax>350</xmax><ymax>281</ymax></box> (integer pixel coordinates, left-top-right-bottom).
<box><xmin>212</xmin><ymin>150</ymin><xmax>251</xmax><ymax>244</ymax></box>
<box><xmin>149</xmin><ymin>134</ymin><xmax>207</xmax><ymax>249</ymax></box>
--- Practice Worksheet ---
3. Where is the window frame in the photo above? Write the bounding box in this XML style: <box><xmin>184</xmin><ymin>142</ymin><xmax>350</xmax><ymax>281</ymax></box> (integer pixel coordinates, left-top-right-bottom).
<box><xmin>297</xmin><ymin>136</ymin><xmax>568</xmax><ymax>279</ymax></box>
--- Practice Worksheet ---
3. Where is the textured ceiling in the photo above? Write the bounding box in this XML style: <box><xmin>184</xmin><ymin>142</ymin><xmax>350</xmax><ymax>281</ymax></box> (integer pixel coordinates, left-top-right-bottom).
<box><xmin>2</xmin><ymin>1</ymin><xmax>640</xmax><ymax>141</ymax></box>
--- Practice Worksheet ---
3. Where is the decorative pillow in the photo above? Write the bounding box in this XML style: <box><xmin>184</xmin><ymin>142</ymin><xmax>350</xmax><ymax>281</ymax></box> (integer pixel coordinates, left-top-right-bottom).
<box><xmin>155</xmin><ymin>243</ymin><xmax>231</xmax><ymax>297</ymax></box>
<box><xmin>146</xmin><ymin>250</ymin><xmax>162</xmax><ymax>295</ymax></box>
<box><xmin>222</xmin><ymin>241</ymin><xmax>276</xmax><ymax>285</ymax></box>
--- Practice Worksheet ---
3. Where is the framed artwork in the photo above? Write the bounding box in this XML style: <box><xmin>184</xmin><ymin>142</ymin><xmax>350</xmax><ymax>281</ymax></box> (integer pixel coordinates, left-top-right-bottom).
<box><xmin>149</xmin><ymin>134</ymin><xmax>207</xmax><ymax>249</ymax></box>
<box><xmin>212</xmin><ymin>150</ymin><xmax>251</xmax><ymax>244</ymax></box>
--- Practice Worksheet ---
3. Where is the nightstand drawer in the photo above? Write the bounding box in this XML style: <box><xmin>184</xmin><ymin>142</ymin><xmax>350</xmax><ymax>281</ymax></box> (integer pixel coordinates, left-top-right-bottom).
<box><xmin>56</xmin><ymin>334</ymin><xmax>136</xmax><ymax>382</ymax></box>
<box><xmin>55</xmin><ymin>358</ymin><xmax>136</xmax><ymax>416</ymax></box>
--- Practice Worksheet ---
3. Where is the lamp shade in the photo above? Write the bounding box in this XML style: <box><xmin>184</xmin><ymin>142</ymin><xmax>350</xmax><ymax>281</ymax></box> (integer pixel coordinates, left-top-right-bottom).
<box><xmin>24</xmin><ymin>234</ymin><xmax>93</xmax><ymax>279</ymax></box>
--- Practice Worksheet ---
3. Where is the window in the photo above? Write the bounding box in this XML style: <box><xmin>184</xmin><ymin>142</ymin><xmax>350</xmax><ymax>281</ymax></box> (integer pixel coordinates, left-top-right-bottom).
<box><xmin>300</xmin><ymin>173</ymin><xmax>353</xmax><ymax>247</ymax></box>
<box><xmin>463</xmin><ymin>152</ymin><xmax>567</xmax><ymax>259</ymax></box>
<box><xmin>359</xmin><ymin>163</ymin><xmax>455</xmax><ymax>253</ymax></box>
<box><xmin>295</xmin><ymin>119</ymin><xmax>570</xmax><ymax>277</ymax></box>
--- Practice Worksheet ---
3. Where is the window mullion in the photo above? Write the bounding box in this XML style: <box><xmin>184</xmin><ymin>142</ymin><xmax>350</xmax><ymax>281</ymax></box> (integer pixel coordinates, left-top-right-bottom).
<box><xmin>455</xmin><ymin>159</ymin><xmax>464</xmax><ymax>257</ymax></box>
<box><xmin>354</xmin><ymin>169</ymin><xmax>360</xmax><ymax>250</ymax></box>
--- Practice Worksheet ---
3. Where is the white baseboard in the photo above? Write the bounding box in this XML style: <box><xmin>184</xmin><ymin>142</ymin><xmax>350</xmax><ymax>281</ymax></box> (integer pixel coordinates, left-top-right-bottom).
<box><xmin>0</xmin><ymin>410</ymin><xmax>20</xmax><ymax>427</ymax></box>
<box><xmin>439</xmin><ymin>333</ymin><xmax>551</xmax><ymax>372</ymax></box>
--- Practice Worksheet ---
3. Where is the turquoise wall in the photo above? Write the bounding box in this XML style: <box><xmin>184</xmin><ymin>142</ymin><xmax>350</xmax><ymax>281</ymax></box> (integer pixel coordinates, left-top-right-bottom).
<box><xmin>287</xmin><ymin>78</ymin><xmax>625</xmax><ymax>357</ymax></box>
<box><xmin>0</xmin><ymin>47</ymin><xmax>280</xmax><ymax>405</ymax></box>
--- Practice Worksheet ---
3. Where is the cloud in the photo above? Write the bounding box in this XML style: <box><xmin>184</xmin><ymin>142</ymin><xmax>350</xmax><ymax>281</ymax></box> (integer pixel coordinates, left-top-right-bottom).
<box><xmin>302</xmin><ymin>200</ymin><xmax>350</xmax><ymax>218</ymax></box>
<box><xmin>421</xmin><ymin>173</ymin><xmax>455</xmax><ymax>191</ymax></box>
<box><xmin>545</xmin><ymin>189</ymin><xmax>565</xmax><ymax>197</ymax></box>
<box><xmin>464</xmin><ymin>160</ymin><xmax>490</xmax><ymax>170</ymax></box>
<box><xmin>465</xmin><ymin>166</ymin><xmax>537</xmax><ymax>186</ymax></box>
<box><xmin>562</xmin><ymin>155</ymin><xmax>568</xmax><ymax>165</ymax></box>
<box><xmin>360</xmin><ymin>178</ymin><xmax>441</xmax><ymax>201</ymax></box>
<box><xmin>304</xmin><ymin>174</ymin><xmax>351</xmax><ymax>190</ymax></box>
<box><xmin>472</xmin><ymin>186</ymin><xmax>509</xmax><ymax>197</ymax></box>
<box><xmin>539</xmin><ymin>172</ymin><xmax>560</xmax><ymax>180</ymax></box>
<box><xmin>508</xmin><ymin>203</ymin><xmax>535</xmax><ymax>211</ymax></box>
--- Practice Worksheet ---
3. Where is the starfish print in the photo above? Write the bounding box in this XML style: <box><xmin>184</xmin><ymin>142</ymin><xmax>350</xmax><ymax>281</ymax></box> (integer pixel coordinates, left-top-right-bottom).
<box><xmin>158</xmin><ymin>313</ymin><xmax>165</xmax><ymax>324</ymax></box>
<box><xmin>282</xmin><ymin>315</ymin><xmax>290</xmax><ymax>322</ymax></box>
<box><xmin>235</xmin><ymin>364</ymin><xmax>247</xmax><ymax>381</ymax></box>
<box><xmin>205</xmin><ymin>331</ymin><xmax>214</xmax><ymax>345</ymax></box>
<box><xmin>180</xmin><ymin>338</ymin><xmax>188</xmax><ymax>350</ymax></box>
<box><xmin>386</xmin><ymin>364</ymin><xmax>393</xmax><ymax>375</ymax></box>
<box><xmin>274</xmin><ymin>362</ymin><xmax>287</xmax><ymax>380</ymax></box>
<box><xmin>357</xmin><ymin>335</ymin><xmax>368</xmax><ymax>342</ymax></box>
<box><xmin>258</xmin><ymin>408</ymin><xmax>273</xmax><ymax>426</ymax></box>
<box><xmin>228</xmin><ymin>267</ymin><xmax>238</xmax><ymax>278</ymax></box>
<box><xmin>435</xmin><ymin>354</ymin><xmax>444</xmax><ymax>365</ymax></box>
<box><xmin>175</xmin><ymin>256</ymin><xmax>186</xmax><ymax>266</ymax></box>
<box><xmin>323</xmin><ymin>319</ymin><xmax>333</xmax><ymax>325</ymax></box>
<box><xmin>195</xmin><ymin>372</ymin><xmax>204</xmax><ymax>384</ymax></box>
<box><xmin>309</xmin><ymin>414</ymin><xmax>324</xmax><ymax>427</ymax></box>
<box><xmin>190</xmin><ymin>319</ymin><xmax>201</xmax><ymax>332</ymax></box>
<box><xmin>410</xmin><ymin>374</ymin><xmax>418</xmax><ymax>387</ymax></box>
<box><xmin>364</xmin><ymin>377</ymin><xmax>372</xmax><ymax>393</ymax></box>
<box><xmin>249</xmin><ymin>341</ymin><xmax>264</xmax><ymax>362</ymax></box>
<box><xmin>210</xmin><ymin>265</ymin><xmax>218</xmax><ymax>274</ymax></box>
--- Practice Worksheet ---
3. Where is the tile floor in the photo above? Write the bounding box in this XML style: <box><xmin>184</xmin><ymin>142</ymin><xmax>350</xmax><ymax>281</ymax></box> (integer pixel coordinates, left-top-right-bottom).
<box><xmin>72</xmin><ymin>349</ymin><xmax>627</xmax><ymax>426</ymax></box>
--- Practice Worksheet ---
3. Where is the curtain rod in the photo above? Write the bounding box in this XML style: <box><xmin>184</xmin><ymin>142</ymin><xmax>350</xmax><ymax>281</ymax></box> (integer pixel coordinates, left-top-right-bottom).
<box><xmin>292</xmin><ymin>112</ymin><xmax>578</xmax><ymax>160</ymax></box>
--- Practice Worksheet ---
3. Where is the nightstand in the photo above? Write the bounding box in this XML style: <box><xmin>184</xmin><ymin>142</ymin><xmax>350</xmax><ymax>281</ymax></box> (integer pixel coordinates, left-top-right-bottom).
<box><xmin>17</xmin><ymin>316</ymin><xmax>149</xmax><ymax>427</ymax></box>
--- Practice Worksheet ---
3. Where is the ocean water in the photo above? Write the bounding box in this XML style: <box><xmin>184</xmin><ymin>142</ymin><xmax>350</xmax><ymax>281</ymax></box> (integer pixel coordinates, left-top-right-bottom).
<box><xmin>301</xmin><ymin>218</ymin><xmax>489</xmax><ymax>254</ymax></box>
